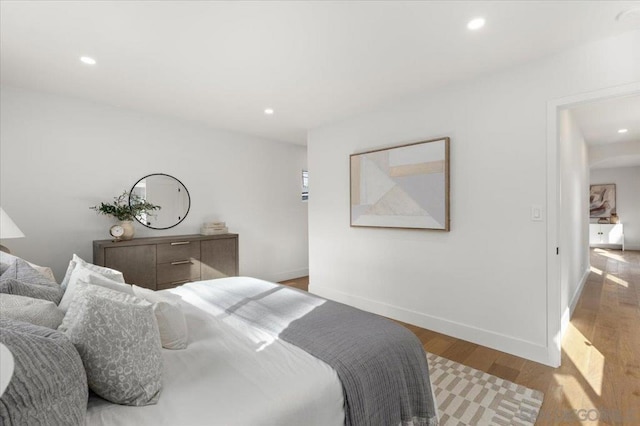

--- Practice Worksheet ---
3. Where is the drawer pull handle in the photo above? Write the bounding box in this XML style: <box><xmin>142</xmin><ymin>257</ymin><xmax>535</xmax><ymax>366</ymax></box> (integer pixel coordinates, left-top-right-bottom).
<box><xmin>171</xmin><ymin>260</ymin><xmax>192</xmax><ymax>266</ymax></box>
<box><xmin>170</xmin><ymin>279</ymin><xmax>190</xmax><ymax>286</ymax></box>
<box><xmin>171</xmin><ymin>241</ymin><xmax>190</xmax><ymax>246</ymax></box>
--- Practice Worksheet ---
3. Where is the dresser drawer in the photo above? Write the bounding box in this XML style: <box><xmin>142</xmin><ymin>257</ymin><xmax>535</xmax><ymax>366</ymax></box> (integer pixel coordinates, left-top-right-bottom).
<box><xmin>94</xmin><ymin>234</ymin><xmax>238</xmax><ymax>292</ymax></box>
<box><xmin>104</xmin><ymin>245</ymin><xmax>156</xmax><ymax>290</ymax></box>
<box><xmin>157</xmin><ymin>261</ymin><xmax>200</xmax><ymax>286</ymax></box>
<box><xmin>157</xmin><ymin>240</ymin><xmax>200</xmax><ymax>263</ymax></box>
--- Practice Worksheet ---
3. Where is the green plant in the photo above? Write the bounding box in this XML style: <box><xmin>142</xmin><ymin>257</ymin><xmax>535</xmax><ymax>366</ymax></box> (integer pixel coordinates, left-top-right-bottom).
<box><xmin>90</xmin><ymin>191</ymin><xmax>161</xmax><ymax>221</ymax></box>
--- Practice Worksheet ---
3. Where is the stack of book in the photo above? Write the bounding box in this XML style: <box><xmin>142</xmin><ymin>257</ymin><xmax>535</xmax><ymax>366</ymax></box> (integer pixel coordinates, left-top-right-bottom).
<box><xmin>201</xmin><ymin>221</ymin><xmax>228</xmax><ymax>235</ymax></box>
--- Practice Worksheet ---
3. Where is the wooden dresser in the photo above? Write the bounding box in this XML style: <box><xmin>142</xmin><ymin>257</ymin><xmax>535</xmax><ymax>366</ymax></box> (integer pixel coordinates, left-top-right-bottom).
<box><xmin>93</xmin><ymin>233</ymin><xmax>239</xmax><ymax>290</ymax></box>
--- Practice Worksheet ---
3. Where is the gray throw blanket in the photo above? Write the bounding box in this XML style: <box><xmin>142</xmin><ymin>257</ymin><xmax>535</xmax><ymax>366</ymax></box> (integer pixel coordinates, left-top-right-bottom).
<box><xmin>185</xmin><ymin>278</ymin><xmax>439</xmax><ymax>426</ymax></box>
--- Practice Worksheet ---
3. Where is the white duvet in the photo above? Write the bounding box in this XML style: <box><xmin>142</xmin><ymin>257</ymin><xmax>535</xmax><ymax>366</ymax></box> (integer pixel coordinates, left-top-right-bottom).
<box><xmin>86</xmin><ymin>278</ymin><xmax>345</xmax><ymax>426</ymax></box>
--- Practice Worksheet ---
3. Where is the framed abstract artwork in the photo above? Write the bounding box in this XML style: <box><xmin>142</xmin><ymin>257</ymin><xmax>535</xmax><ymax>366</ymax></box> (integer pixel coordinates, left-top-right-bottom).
<box><xmin>350</xmin><ymin>137</ymin><xmax>450</xmax><ymax>231</ymax></box>
<box><xmin>589</xmin><ymin>183</ymin><xmax>616</xmax><ymax>218</ymax></box>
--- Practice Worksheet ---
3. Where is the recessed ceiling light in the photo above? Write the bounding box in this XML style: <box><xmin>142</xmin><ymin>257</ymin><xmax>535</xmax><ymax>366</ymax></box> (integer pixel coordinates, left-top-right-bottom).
<box><xmin>467</xmin><ymin>17</ymin><xmax>485</xmax><ymax>30</ymax></box>
<box><xmin>618</xmin><ymin>128</ymin><xmax>628</xmax><ymax>134</ymax></box>
<box><xmin>264</xmin><ymin>108</ymin><xmax>274</xmax><ymax>115</ymax></box>
<box><xmin>80</xmin><ymin>56</ymin><xmax>96</xmax><ymax>65</ymax></box>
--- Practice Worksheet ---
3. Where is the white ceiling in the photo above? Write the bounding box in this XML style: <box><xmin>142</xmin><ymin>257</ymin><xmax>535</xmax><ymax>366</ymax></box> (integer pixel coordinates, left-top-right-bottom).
<box><xmin>571</xmin><ymin>95</ymin><xmax>640</xmax><ymax>169</ymax></box>
<box><xmin>590</xmin><ymin>154</ymin><xmax>640</xmax><ymax>169</ymax></box>
<box><xmin>1</xmin><ymin>1</ymin><xmax>639</xmax><ymax>145</ymax></box>
<box><xmin>571</xmin><ymin>95</ymin><xmax>640</xmax><ymax>146</ymax></box>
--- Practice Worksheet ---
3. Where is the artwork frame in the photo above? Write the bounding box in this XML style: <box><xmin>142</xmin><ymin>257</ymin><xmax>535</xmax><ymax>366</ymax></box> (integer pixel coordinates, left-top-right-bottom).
<box><xmin>350</xmin><ymin>137</ymin><xmax>450</xmax><ymax>231</ymax></box>
<box><xmin>589</xmin><ymin>183</ymin><xmax>616</xmax><ymax>218</ymax></box>
<box><xmin>302</xmin><ymin>170</ymin><xmax>309</xmax><ymax>202</ymax></box>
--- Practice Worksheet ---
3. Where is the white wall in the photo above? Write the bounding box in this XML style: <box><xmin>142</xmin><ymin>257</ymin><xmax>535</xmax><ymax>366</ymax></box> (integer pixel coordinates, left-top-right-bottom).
<box><xmin>590</xmin><ymin>166</ymin><xmax>640</xmax><ymax>250</ymax></box>
<box><xmin>0</xmin><ymin>86</ymin><xmax>309</xmax><ymax>282</ymax></box>
<box><xmin>308</xmin><ymin>30</ymin><xmax>640</xmax><ymax>365</ymax></box>
<box><xmin>558</xmin><ymin>109</ymin><xmax>590</xmax><ymax>334</ymax></box>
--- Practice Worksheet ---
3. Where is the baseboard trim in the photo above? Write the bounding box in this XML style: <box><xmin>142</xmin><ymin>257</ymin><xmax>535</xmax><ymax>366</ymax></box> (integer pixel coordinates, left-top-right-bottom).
<box><xmin>310</xmin><ymin>284</ymin><xmax>552</xmax><ymax>366</ymax></box>
<box><xmin>570</xmin><ymin>267</ymin><xmax>590</xmax><ymax>316</ymax></box>
<box><xmin>590</xmin><ymin>243</ymin><xmax>624</xmax><ymax>250</ymax></box>
<box><xmin>271</xmin><ymin>268</ymin><xmax>309</xmax><ymax>283</ymax></box>
<box><xmin>561</xmin><ymin>267</ymin><xmax>590</xmax><ymax>337</ymax></box>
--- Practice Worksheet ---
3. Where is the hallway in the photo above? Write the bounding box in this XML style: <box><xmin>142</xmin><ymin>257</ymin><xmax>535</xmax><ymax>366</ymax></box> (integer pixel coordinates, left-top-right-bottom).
<box><xmin>544</xmin><ymin>248</ymin><xmax>640</xmax><ymax>424</ymax></box>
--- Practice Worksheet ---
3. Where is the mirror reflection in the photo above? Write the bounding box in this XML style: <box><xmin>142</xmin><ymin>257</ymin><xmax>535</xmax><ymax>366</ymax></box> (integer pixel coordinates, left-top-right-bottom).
<box><xmin>130</xmin><ymin>173</ymin><xmax>190</xmax><ymax>229</ymax></box>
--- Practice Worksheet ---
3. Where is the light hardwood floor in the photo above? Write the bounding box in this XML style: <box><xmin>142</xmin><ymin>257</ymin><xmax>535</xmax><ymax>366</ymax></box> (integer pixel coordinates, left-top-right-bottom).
<box><xmin>280</xmin><ymin>248</ymin><xmax>640</xmax><ymax>425</ymax></box>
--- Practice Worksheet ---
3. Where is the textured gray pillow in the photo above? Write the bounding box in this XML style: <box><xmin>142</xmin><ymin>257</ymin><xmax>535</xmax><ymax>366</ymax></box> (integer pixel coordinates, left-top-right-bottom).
<box><xmin>0</xmin><ymin>258</ymin><xmax>63</xmax><ymax>304</ymax></box>
<box><xmin>26</xmin><ymin>262</ymin><xmax>56</xmax><ymax>282</ymax></box>
<box><xmin>0</xmin><ymin>293</ymin><xmax>65</xmax><ymax>329</ymax></box>
<box><xmin>0</xmin><ymin>251</ymin><xmax>18</xmax><ymax>275</ymax></box>
<box><xmin>0</xmin><ymin>318</ymin><xmax>88</xmax><ymax>425</ymax></box>
<box><xmin>59</xmin><ymin>283</ymin><xmax>162</xmax><ymax>406</ymax></box>
<box><xmin>0</xmin><ymin>251</ymin><xmax>56</xmax><ymax>281</ymax></box>
<box><xmin>0</xmin><ymin>278</ymin><xmax>63</xmax><ymax>304</ymax></box>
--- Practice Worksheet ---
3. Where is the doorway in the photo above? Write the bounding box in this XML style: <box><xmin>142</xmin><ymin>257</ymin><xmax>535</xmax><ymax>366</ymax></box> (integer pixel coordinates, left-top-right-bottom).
<box><xmin>546</xmin><ymin>82</ymin><xmax>640</xmax><ymax>367</ymax></box>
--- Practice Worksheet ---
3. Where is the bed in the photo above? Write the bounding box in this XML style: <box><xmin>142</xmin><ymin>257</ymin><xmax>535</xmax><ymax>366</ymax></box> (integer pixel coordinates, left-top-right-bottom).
<box><xmin>87</xmin><ymin>277</ymin><xmax>347</xmax><ymax>425</ymax></box>
<box><xmin>0</xmin><ymin>253</ymin><xmax>438</xmax><ymax>426</ymax></box>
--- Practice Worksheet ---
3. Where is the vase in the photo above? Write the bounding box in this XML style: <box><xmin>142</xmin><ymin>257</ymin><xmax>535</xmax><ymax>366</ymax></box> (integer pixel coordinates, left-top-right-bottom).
<box><xmin>120</xmin><ymin>220</ymin><xmax>135</xmax><ymax>241</ymax></box>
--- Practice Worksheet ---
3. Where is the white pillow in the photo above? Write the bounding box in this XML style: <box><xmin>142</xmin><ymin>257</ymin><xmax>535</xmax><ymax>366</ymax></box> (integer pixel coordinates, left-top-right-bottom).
<box><xmin>58</xmin><ymin>265</ymin><xmax>133</xmax><ymax>313</ymax></box>
<box><xmin>60</xmin><ymin>254</ymin><xmax>124</xmax><ymax>290</ymax></box>
<box><xmin>0</xmin><ymin>293</ymin><xmax>65</xmax><ymax>329</ymax></box>
<box><xmin>132</xmin><ymin>285</ymin><xmax>188</xmax><ymax>350</ymax></box>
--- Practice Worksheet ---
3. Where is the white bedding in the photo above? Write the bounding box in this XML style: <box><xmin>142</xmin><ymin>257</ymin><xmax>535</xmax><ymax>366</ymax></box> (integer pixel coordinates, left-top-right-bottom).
<box><xmin>86</xmin><ymin>278</ymin><xmax>345</xmax><ymax>425</ymax></box>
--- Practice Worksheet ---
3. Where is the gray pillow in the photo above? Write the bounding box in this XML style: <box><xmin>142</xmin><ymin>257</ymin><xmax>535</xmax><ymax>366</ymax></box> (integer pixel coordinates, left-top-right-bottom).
<box><xmin>0</xmin><ymin>251</ymin><xmax>17</xmax><ymax>275</ymax></box>
<box><xmin>59</xmin><ymin>282</ymin><xmax>162</xmax><ymax>406</ymax></box>
<box><xmin>0</xmin><ymin>278</ymin><xmax>63</xmax><ymax>304</ymax></box>
<box><xmin>0</xmin><ymin>293</ymin><xmax>65</xmax><ymax>329</ymax></box>
<box><xmin>0</xmin><ymin>318</ymin><xmax>88</xmax><ymax>426</ymax></box>
<box><xmin>0</xmin><ymin>251</ymin><xmax>56</xmax><ymax>282</ymax></box>
<box><xmin>0</xmin><ymin>258</ymin><xmax>63</xmax><ymax>304</ymax></box>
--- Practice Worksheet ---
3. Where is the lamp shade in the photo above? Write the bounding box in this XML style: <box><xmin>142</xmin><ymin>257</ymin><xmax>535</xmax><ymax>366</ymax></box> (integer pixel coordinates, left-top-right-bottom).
<box><xmin>0</xmin><ymin>343</ymin><xmax>14</xmax><ymax>396</ymax></box>
<box><xmin>0</xmin><ymin>208</ymin><xmax>25</xmax><ymax>239</ymax></box>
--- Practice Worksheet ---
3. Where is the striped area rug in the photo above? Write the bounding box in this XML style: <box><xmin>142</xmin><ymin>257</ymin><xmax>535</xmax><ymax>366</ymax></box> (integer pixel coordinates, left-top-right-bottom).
<box><xmin>427</xmin><ymin>353</ymin><xmax>544</xmax><ymax>425</ymax></box>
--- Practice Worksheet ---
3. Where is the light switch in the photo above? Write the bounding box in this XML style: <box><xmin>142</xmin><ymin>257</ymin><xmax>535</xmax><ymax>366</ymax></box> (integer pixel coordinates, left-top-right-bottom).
<box><xmin>531</xmin><ymin>205</ymin><xmax>543</xmax><ymax>221</ymax></box>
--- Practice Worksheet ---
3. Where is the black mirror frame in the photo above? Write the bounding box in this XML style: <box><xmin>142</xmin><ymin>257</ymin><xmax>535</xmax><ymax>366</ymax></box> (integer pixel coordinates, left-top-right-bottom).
<box><xmin>129</xmin><ymin>173</ymin><xmax>191</xmax><ymax>230</ymax></box>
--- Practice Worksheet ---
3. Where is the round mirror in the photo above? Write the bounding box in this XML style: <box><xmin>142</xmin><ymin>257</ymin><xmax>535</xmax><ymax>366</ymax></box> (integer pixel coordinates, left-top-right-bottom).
<box><xmin>130</xmin><ymin>173</ymin><xmax>191</xmax><ymax>230</ymax></box>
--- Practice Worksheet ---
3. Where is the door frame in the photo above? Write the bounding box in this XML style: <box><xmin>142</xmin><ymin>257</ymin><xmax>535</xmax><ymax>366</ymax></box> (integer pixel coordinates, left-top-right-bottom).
<box><xmin>546</xmin><ymin>82</ymin><xmax>640</xmax><ymax>366</ymax></box>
